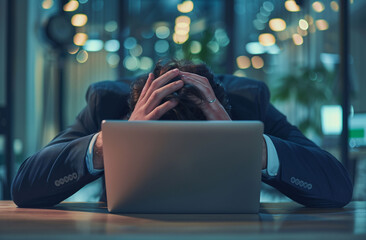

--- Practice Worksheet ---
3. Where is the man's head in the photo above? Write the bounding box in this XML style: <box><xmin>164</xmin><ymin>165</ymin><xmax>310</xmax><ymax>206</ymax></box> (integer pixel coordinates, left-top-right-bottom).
<box><xmin>128</xmin><ymin>59</ymin><xmax>231</xmax><ymax>120</ymax></box>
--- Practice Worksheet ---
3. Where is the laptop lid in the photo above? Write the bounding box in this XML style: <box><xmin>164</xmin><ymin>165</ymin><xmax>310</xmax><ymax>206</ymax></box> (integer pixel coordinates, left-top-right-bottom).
<box><xmin>102</xmin><ymin>120</ymin><xmax>263</xmax><ymax>213</ymax></box>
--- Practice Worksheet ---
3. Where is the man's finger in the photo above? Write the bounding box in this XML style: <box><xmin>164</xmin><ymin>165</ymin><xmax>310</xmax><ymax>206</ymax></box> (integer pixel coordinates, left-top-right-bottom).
<box><xmin>147</xmin><ymin>99</ymin><xmax>179</xmax><ymax>120</ymax></box>
<box><xmin>139</xmin><ymin>73</ymin><xmax>154</xmax><ymax>101</ymax></box>
<box><xmin>180</xmin><ymin>75</ymin><xmax>213</xmax><ymax>100</ymax></box>
<box><xmin>145</xmin><ymin>68</ymin><xmax>180</xmax><ymax>98</ymax></box>
<box><xmin>145</xmin><ymin>80</ymin><xmax>184</xmax><ymax>113</ymax></box>
<box><xmin>180</xmin><ymin>71</ymin><xmax>208</xmax><ymax>83</ymax></box>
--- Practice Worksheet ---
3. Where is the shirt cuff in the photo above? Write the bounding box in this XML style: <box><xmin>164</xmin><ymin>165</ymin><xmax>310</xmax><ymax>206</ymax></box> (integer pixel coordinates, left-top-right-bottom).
<box><xmin>261</xmin><ymin>134</ymin><xmax>279</xmax><ymax>177</ymax></box>
<box><xmin>86</xmin><ymin>133</ymin><xmax>104</xmax><ymax>175</ymax></box>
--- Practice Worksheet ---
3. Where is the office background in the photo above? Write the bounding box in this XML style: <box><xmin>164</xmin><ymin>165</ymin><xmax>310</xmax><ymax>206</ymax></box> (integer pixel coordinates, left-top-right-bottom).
<box><xmin>0</xmin><ymin>0</ymin><xmax>365</xmax><ymax>202</ymax></box>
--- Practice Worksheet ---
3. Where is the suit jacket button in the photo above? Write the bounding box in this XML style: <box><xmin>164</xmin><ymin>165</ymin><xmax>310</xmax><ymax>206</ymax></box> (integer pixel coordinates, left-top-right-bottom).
<box><xmin>55</xmin><ymin>180</ymin><xmax>60</xmax><ymax>187</ymax></box>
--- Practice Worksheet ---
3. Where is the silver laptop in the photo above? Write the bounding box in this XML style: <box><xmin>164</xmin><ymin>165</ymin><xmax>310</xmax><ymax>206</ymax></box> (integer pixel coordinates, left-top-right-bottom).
<box><xmin>102</xmin><ymin>120</ymin><xmax>263</xmax><ymax>213</ymax></box>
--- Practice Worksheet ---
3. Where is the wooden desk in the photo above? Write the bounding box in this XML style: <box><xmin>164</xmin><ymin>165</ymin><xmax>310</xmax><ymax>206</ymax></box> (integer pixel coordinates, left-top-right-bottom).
<box><xmin>0</xmin><ymin>201</ymin><xmax>365</xmax><ymax>240</ymax></box>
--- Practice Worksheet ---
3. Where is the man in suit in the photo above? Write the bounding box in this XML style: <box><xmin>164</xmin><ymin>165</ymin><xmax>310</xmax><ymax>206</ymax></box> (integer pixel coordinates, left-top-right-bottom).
<box><xmin>11</xmin><ymin>60</ymin><xmax>353</xmax><ymax>208</ymax></box>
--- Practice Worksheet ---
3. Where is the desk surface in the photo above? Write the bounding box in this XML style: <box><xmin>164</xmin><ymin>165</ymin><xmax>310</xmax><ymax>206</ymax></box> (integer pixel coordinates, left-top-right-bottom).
<box><xmin>0</xmin><ymin>201</ymin><xmax>365</xmax><ymax>240</ymax></box>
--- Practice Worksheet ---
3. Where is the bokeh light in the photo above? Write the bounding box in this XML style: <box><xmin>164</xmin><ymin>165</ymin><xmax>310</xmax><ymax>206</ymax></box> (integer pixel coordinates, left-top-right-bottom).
<box><xmin>156</xmin><ymin>26</ymin><xmax>170</xmax><ymax>39</ymax></box>
<box><xmin>292</xmin><ymin>33</ymin><xmax>304</xmax><ymax>45</ymax></box>
<box><xmin>236</xmin><ymin>56</ymin><xmax>251</xmax><ymax>69</ymax></box>
<box><xmin>76</xmin><ymin>50</ymin><xmax>88</xmax><ymax>63</ymax></box>
<box><xmin>258</xmin><ymin>33</ymin><xmax>276</xmax><ymax>46</ymax></box>
<box><xmin>63</xmin><ymin>0</ymin><xmax>79</xmax><ymax>12</ymax></box>
<box><xmin>106</xmin><ymin>53</ymin><xmax>120</xmax><ymax>68</ymax></box>
<box><xmin>140</xmin><ymin>57</ymin><xmax>154</xmax><ymax>71</ymax></box>
<box><xmin>316</xmin><ymin>19</ymin><xmax>329</xmax><ymax>31</ymax></box>
<box><xmin>124</xmin><ymin>37</ymin><xmax>137</xmax><ymax>49</ymax></box>
<box><xmin>312</xmin><ymin>1</ymin><xmax>325</xmax><ymax>12</ymax></box>
<box><xmin>104</xmin><ymin>21</ymin><xmax>118</xmax><ymax>32</ymax></box>
<box><xmin>207</xmin><ymin>41</ymin><xmax>219</xmax><ymax>53</ymax></box>
<box><xmin>67</xmin><ymin>45</ymin><xmax>79</xmax><ymax>55</ymax></box>
<box><xmin>71</xmin><ymin>14</ymin><xmax>88</xmax><ymax>27</ymax></box>
<box><xmin>105</xmin><ymin>40</ymin><xmax>120</xmax><ymax>52</ymax></box>
<box><xmin>177</xmin><ymin>1</ymin><xmax>194</xmax><ymax>13</ymax></box>
<box><xmin>284</xmin><ymin>0</ymin><xmax>300</xmax><ymax>12</ymax></box>
<box><xmin>330</xmin><ymin>1</ymin><xmax>339</xmax><ymax>11</ymax></box>
<box><xmin>173</xmin><ymin>33</ymin><xmax>189</xmax><ymax>44</ymax></box>
<box><xmin>73</xmin><ymin>33</ymin><xmax>88</xmax><ymax>46</ymax></box>
<box><xmin>154</xmin><ymin>40</ymin><xmax>170</xmax><ymax>53</ymax></box>
<box><xmin>190</xmin><ymin>41</ymin><xmax>202</xmax><ymax>54</ymax></box>
<box><xmin>83</xmin><ymin>39</ymin><xmax>103</xmax><ymax>52</ymax></box>
<box><xmin>42</xmin><ymin>0</ymin><xmax>54</xmax><ymax>9</ymax></box>
<box><xmin>123</xmin><ymin>56</ymin><xmax>140</xmax><ymax>71</ymax></box>
<box><xmin>299</xmin><ymin>19</ymin><xmax>309</xmax><ymax>30</ymax></box>
<box><xmin>269</xmin><ymin>18</ymin><xmax>286</xmax><ymax>32</ymax></box>
<box><xmin>251</xmin><ymin>56</ymin><xmax>264</xmax><ymax>69</ymax></box>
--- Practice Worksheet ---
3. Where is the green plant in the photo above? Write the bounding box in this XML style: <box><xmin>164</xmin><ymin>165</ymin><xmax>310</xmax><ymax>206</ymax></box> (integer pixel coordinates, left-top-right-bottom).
<box><xmin>270</xmin><ymin>66</ymin><xmax>336</xmax><ymax>136</ymax></box>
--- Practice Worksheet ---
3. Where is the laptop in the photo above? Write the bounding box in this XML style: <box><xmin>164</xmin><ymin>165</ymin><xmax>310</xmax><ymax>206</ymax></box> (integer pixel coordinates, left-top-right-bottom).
<box><xmin>102</xmin><ymin>120</ymin><xmax>263</xmax><ymax>213</ymax></box>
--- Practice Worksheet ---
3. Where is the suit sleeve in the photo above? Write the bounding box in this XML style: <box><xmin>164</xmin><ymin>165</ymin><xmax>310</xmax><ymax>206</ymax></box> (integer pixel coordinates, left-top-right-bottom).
<box><xmin>260</xmin><ymin>84</ymin><xmax>353</xmax><ymax>208</ymax></box>
<box><xmin>11</xmin><ymin>81</ymin><xmax>130</xmax><ymax>207</ymax></box>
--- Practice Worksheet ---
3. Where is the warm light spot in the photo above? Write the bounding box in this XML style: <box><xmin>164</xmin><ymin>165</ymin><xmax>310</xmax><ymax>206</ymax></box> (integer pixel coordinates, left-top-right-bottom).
<box><xmin>76</xmin><ymin>50</ymin><xmax>88</xmax><ymax>63</ymax></box>
<box><xmin>177</xmin><ymin>1</ymin><xmax>194</xmax><ymax>13</ymax></box>
<box><xmin>174</xmin><ymin>24</ymin><xmax>190</xmax><ymax>35</ymax></box>
<box><xmin>292</xmin><ymin>33</ymin><xmax>303</xmax><ymax>45</ymax></box>
<box><xmin>63</xmin><ymin>0</ymin><xmax>79</xmax><ymax>12</ymax></box>
<box><xmin>316</xmin><ymin>19</ymin><xmax>329</xmax><ymax>31</ymax></box>
<box><xmin>350</xmin><ymin>0</ymin><xmax>354</xmax><ymax>4</ymax></box>
<box><xmin>176</xmin><ymin>22</ymin><xmax>190</xmax><ymax>29</ymax></box>
<box><xmin>312</xmin><ymin>1</ymin><xmax>325</xmax><ymax>12</ymax></box>
<box><xmin>73</xmin><ymin>33</ymin><xmax>88</xmax><ymax>46</ymax></box>
<box><xmin>71</xmin><ymin>14</ymin><xmax>88</xmax><ymax>27</ymax></box>
<box><xmin>42</xmin><ymin>0</ymin><xmax>53</xmax><ymax>9</ymax></box>
<box><xmin>330</xmin><ymin>1</ymin><xmax>339</xmax><ymax>11</ymax></box>
<box><xmin>269</xmin><ymin>18</ymin><xmax>286</xmax><ymax>32</ymax></box>
<box><xmin>258</xmin><ymin>33</ymin><xmax>276</xmax><ymax>46</ymax></box>
<box><xmin>236</xmin><ymin>56</ymin><xmax>251</xmax><ymax>69</ymax></box>
<box><xmin>67</xmin><ymin>46</ymin><xmax>79</xmax><ymax>55</ymax></box>
<box><xmin>175</xmin><ymin>16</ymin><xmax>191</xmax><ymax>25</ymax></box>
<box><xmin>173</xmin><ymin>33</ymin><xmax>189</xmax><ymax>44</ymax></box>
<box><xmin>251</xmin><ymin>56</ymin><xmax>264</xmax><ymax>69</ymax></box>
<box><xmin>285</xmin><ymin>0</ymin><xmax>300</xmax><ymax>12</ymax></box>
<box><xmin>299</xmin><ymin>19</ymin><xmax>309</xmax><ymax>30</ymax></box>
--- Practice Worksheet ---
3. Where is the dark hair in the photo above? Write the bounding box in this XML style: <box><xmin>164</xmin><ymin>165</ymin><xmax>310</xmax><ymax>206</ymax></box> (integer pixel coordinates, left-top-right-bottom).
<box><xmin>128</xmin><ymin>59</ymin><xmax>231</xmax><ymax>120</ymax></box>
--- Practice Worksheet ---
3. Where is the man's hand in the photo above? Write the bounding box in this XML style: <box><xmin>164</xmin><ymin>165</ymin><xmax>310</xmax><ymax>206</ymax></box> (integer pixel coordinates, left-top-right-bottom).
<box><xmin>180</xmin><ymin>71</ymin><xmax>231</xmax><ymax>120</ymax></box>
<box><xmin>129</xmin><ymin>69</ymin><xmax>184</xmax><ymax>120</ymax></box>
<box><xmin>93</xmin><ymin>131</ymin><xmax>104</xmax><ymax>170</ymax></box>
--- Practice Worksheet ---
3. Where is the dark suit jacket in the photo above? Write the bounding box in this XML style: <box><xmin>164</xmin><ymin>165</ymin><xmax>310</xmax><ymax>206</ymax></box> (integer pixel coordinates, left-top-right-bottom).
<box><xmin>11</xmin><ymin>75</ymin><xmax>353</xmax><ymax>208</ymax></box>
